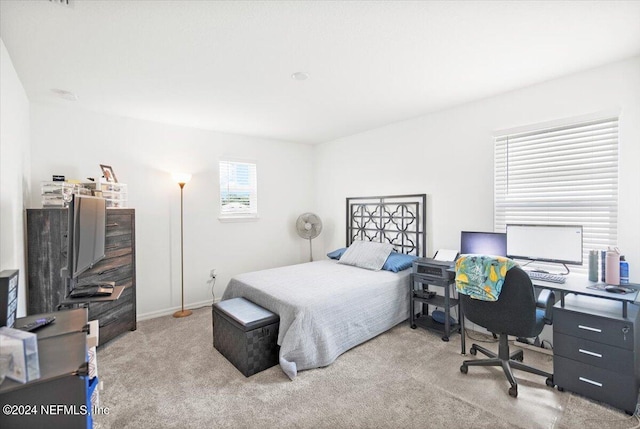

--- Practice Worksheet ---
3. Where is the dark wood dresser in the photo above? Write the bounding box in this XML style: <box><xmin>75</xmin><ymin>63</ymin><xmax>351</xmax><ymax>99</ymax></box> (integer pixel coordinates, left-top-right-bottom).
<box><xmin>26</xmin><ymin>208</ymin><xmax>136</xmax><ymax>345</ymax></box>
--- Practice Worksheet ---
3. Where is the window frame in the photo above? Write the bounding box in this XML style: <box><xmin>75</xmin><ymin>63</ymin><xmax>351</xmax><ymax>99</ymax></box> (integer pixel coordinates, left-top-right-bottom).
<box><xmin>218</xmin><ymin>158</ymin><xmax>258</xmax><ymax>222</ymax></box>
<box><xmin>494</xmin><ymin>114</ymin><xmax>619</xmax><ymax>274</ymax></box>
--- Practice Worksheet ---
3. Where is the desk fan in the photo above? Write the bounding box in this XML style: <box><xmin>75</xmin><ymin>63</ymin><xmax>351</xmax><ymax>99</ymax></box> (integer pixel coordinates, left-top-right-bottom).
<box><xmin>296</xmin><ymin>213</ymin><xmax>323</xmax><ymax>261</ymax></box>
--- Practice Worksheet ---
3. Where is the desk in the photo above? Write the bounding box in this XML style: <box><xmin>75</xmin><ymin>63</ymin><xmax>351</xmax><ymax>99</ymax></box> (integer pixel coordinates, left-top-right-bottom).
<box><xmin>530</xmin><ymin>274</ymin><xmax>638</xmax><ymax>317</ymax></box>
<box><xmin>0</xmin><ymin>309</ymin><xmax>94</xmax><ymax>429</ymax></box>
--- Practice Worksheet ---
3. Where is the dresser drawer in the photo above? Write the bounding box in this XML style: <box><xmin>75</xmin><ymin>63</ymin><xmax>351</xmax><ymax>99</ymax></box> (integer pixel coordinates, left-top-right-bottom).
<box><xmin>89</xmin><ymin>284</ymin><xmax>134</xmax><ymax>320</ymax></box>
<box><xmin>554</xmin><ymin>356</ymin><xmax>639</xmax><ymax>414</ymax></box>
<box><xmin>554</xmin><ymin>307</ymin><xmax>634</xmax><ymax>350</ymax></box>
<box><xmin>554</xmin><ymin>332</ymin><xmax>634</xmax><ymax>374</ymax></box>
<box><xmin>89</xmin><ymin>286</ymin><xmax>136</xmax><ymax>344</ymax></box>
<box><xmin>105</xmin><ymin>211</ymin><xmax>133</xmax><ymax>237</ymax></box>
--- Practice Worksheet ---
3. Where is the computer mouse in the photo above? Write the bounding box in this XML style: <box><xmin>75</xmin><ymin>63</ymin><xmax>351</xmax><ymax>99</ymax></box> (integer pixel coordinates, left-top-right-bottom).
<box><xmin>605</xmin><ymin>285</ymin><xmax>627</xmax><ymax>294</ymax></box>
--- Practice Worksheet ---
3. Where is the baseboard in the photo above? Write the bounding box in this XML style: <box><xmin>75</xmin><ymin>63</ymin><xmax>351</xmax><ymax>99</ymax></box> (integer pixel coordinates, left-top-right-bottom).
<box><xmin>137</xmin><ymin>298</ymin><xmax>219</xmax><ymax>321</ymax></box>
<box><xmin>511</xmin><ymin>340</ymin><xmax>554</xmax><ymax>356</ymax></box>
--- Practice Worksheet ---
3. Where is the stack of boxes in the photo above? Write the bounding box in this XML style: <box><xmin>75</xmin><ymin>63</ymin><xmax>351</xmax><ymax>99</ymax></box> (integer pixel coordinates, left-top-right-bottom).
<box><xmin>40</xmin><ymin>181</ymin><xmax>92</xmax><ymax>207</ymax></box>
<box><xmin>100</xmin><ymin>182</ymin><xmax>128</xmax><ymax>208</ymax></box>
<box><xmin>41</xmin><ymin>181</ymin><xmax>77</xmax><ymax>207</ymax></box>
<box><xmin>40</xmin><ymin>181</ymin><xmax>128</xmax><ymax>208</ymax></box>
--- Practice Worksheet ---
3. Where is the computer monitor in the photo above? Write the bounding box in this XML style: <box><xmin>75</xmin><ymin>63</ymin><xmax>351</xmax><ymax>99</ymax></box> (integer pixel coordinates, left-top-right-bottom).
<box><xmin>506</xmin><ymin>224</ymin><xmax>583</xmax><ymax>266</ymax></box>
<box><xmin>460</xmin><ymin>231</ymin><xmax>507</xmax><ymax>257</ymax></box>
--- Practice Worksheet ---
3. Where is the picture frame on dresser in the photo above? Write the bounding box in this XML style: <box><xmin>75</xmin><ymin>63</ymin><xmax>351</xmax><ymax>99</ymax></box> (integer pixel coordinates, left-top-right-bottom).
<box><xmin>99</xmin><ymin>164</ymin><xmax>118</xmax><ymax>183</ymax></box>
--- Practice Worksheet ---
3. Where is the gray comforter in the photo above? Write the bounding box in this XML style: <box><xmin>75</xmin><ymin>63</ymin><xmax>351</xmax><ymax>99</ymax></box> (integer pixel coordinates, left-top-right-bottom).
<box><xmin>221</xmin><ymin>259</ymin><xmax>410</xmax><ymax>379</ymax></box>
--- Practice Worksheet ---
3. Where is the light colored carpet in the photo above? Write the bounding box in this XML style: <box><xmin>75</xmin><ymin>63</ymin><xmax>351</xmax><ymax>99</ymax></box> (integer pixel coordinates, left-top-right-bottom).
<box><xmin>94</xmin><ymin>307</ymin><xmax>636</xmax><ymax>429</ymax></box>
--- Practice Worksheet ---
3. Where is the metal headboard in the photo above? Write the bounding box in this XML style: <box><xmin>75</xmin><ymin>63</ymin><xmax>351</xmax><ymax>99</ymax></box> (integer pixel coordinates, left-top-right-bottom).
<box><xmin>346</xmin><ymin>194</ymin><xmax>427</xmax><ymax>257</ymax></box>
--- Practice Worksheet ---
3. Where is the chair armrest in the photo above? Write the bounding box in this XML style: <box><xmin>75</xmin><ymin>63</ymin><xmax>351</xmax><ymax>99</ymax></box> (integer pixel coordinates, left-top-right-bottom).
<box><xmin>536</xmin><ymin>289</ymin><xmax>555</xmax><ymax>324</ymax></box>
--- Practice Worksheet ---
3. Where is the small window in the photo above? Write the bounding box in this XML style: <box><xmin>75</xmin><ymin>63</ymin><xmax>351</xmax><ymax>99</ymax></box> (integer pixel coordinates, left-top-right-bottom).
<box><xmin>219</xmin><ymin>160</ymin><xmax>258</xmax><ymax>220</ymax></box>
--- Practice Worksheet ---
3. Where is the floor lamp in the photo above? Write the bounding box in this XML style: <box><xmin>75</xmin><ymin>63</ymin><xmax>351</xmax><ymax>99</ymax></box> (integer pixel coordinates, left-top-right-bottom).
<box><xmin>173</xmin><ymin>173</ymin><xmax>192</xmax><ymax>318</ymax></box>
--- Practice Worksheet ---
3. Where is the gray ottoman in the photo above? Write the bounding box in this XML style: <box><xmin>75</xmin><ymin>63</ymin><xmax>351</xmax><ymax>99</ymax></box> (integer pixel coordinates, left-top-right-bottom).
<box><xmin>213</xmin><ymin>297</ymin><xmax>280</xmax><ymax>377</ymax></box>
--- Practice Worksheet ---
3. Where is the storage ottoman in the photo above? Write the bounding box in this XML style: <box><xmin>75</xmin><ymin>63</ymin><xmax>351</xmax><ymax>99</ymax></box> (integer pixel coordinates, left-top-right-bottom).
<box><xmin>213</xmin><ymin>297</ymin><xmax>280</xmax><ymax>377</ymax></box>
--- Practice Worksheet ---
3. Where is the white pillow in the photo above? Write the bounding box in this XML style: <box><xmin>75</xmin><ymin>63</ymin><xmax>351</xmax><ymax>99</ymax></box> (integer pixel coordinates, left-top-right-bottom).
<box><xmin>338</xmin><ymin>240</ymin><xmax>394</xmax><ymax>271</ymax></box>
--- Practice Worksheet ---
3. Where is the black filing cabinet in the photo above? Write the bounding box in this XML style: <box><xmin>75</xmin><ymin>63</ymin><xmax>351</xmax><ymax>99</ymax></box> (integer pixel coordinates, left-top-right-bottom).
<box><xmin>553</xmin><ymin>295</ymin><xmax>639</xmax><ymax>414</ymax></box>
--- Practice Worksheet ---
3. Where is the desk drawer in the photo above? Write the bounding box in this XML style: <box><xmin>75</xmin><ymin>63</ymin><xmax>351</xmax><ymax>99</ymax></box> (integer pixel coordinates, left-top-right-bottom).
<box><xmin>554</xmin><ymin>356</ymin><xmax>639</xmax><ymax>414</ymax></box>
<box><xmin>554</xmin><ymin>307</ymin><xmax>634</xmax><ymax>350</ymax></box>
<box><xmin>554</xmin><ymin>332</ymin><xmax>633</xmax><ymax>374</ymax></box>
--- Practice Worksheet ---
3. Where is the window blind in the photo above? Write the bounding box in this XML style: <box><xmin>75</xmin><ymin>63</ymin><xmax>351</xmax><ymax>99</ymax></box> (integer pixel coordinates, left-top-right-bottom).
<box><xmin>494</xmin><ymin>117</ymin><xmax>619</xmax><ymax>273</ymax></box>
<box><xmin>219</xmin><ymin>160</ymin><xmax>258</xmax><ymax>218</ymax></box>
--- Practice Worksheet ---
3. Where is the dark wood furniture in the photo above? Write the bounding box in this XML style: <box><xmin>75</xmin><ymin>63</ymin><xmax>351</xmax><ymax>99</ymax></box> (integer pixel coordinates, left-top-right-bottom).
<box><xmin>26</xmin><ymin>208</ymin><xmax>136</xmax><ymax>345</ymax></box>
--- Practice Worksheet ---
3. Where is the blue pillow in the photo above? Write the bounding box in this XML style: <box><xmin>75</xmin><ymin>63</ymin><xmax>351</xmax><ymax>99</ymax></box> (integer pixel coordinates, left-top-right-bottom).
<box><xmin>327</xmin><ymin>248</ymin><xmax>347</xmax><ymax>260</ymax></box>
<box><xmin>382</xmin><ymin>252</ymin><xmax>417</xmax><ymax>272</ymax></box>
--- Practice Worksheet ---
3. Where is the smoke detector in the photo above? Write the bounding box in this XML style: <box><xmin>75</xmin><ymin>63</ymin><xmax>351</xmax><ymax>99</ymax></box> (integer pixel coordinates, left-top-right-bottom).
<box><xmin>50</xmin><ymin>89</ymin><xmax>78</xmax><ymax>101</ymax></box>
<box><xmin>291</xmin><ymin>72</ymin><xmax>309</xmax><ymax>81</ymax></box>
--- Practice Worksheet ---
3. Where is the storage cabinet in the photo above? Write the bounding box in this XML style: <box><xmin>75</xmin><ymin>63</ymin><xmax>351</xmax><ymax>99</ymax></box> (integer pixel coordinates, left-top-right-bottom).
<box><xmin>553</xmin><ymin>295</ymin><xmax>639</xmax><ymax>414</ymax></box>
<box><xmin>0</xmin><ymin>270</ymin><xmax>19</xmax><ymax>328</ymax></box>
<box><xmin>213</xmin><ymin>298</ymin><xmax>280</xmax><ymax>377</ymax></box>
<box><xmin>0</xmin><ymin>309</ymin><xmax>96</xmax><ymax>429</ymax></box>
<box><xmin>26</xmin><ymin>208</ymin><xmax>136</xmax><ymax>345</ymax></box>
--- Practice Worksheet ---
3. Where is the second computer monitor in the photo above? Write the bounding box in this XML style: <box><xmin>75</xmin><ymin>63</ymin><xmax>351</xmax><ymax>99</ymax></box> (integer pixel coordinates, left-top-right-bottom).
<box><xmin>460</xmin><ymin>231</ymin><xmax>507</xmax><ymax>257</ymax></box>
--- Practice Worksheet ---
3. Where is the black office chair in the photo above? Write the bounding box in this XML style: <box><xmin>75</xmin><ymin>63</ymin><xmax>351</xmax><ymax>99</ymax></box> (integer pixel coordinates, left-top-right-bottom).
<box><xmin>459</xmin><ymin>265</ymin><xmax>555</xmax><ymax>397</ymax></box>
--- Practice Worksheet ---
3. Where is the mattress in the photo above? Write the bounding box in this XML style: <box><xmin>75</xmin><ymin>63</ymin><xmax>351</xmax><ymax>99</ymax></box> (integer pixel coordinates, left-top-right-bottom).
<box><xmin>221</xmin><ymin>259</ymin><xmax>410</xmax><ymax>379</ymax></box>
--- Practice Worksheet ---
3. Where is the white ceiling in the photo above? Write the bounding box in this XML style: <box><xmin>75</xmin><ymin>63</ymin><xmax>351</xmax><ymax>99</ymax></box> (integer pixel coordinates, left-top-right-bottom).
<box><xmin>2</xmin><ymin>1</ymin><xmax>640</xmax><ymax>144</ymax></box>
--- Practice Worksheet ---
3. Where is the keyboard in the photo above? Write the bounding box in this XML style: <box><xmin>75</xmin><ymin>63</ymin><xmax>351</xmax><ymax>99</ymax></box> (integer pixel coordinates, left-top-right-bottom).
<box><xmin>526</xmin><ymin>270</ymin><xmax>566</xmax><ymax>284</ymax></box>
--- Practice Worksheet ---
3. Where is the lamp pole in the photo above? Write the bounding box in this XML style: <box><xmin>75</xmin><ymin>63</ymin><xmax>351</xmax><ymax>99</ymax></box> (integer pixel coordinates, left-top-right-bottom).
<box><xmin>173</xmin><ymin>174</ymin><xmax>192</xmax><ymax>318</ymax></box>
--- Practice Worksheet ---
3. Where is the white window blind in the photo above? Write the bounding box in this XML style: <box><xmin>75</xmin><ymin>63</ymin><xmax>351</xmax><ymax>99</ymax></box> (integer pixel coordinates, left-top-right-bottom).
<box><xmin>494</xmin><ymin>117</ymin><xmax>619</xmax><ymax>273</ymax></box>
<box><xmin>219</xmin><ymin>160</ymin><xmax>258</xmax><ymax>219</ymax></box>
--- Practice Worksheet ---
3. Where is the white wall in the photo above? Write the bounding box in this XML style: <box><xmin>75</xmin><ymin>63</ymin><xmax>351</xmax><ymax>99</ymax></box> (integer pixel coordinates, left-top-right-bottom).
<box><xmin>315</xmin><ymin>56</ymin><xmax>640</xmax><ymax>283</ymax></box>
<box><xmin>29</xmin><ymin>105</ymin><xmax>314</xmax><ymax>318</ymax></box>
<box><xmin>0</xmin><ymin>39</ymin><xmax>30</xmax><ymax>317</ymax></box>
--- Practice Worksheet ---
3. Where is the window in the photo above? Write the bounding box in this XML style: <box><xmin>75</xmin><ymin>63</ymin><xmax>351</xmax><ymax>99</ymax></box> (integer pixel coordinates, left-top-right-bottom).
<box><xmin>494</xmin><ymin>116</ymin><xmax>619</xmax><ymax>273</ymax></box>
<box><xmin>219</xmin><ymin>160</ymin><xmax>258</xmax><ymax>220</ymax></box>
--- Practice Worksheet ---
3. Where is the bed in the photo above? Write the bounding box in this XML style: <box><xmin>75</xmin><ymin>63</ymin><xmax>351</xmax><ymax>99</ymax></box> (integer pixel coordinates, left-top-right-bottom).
<box><xmin>222</xmin><ymin>194</ymin><xmax>427</xmax><ymax>379</ymax></box>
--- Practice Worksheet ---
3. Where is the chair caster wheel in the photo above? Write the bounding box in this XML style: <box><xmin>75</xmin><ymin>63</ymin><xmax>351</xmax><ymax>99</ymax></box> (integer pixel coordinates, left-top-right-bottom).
<box><xmin>557</xmin><ymin>386</ymin><xmax>564</xmax><ymax>392</ymax></box>
<box><xmin>508</xmin><ymin>386</ymin><xmax>518</xmax><ymax>397</ymax></box>
<box><xmin>546</xmin><ymin>377</ymin><xmax>555</xmax><ymax>388</ymax></box>
<box><xmin>441</xmin><ymin>336</ymin><xmax>449</xmax><ymax>342</ymax></box>
<box><xmin>470</xmin><ymin>347</ymin><xmax>477</xmax><ymax>356</ymax></box>
<box><xmin>410</xmin><ymin>324</ymin><xmax>417</xmax><ymax>329</ymax></box>
<box><xmin>460</xmin><ymin>365</ymin><xmax>468</xmax><ymax>374</ymax></box>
